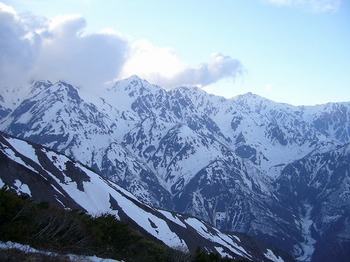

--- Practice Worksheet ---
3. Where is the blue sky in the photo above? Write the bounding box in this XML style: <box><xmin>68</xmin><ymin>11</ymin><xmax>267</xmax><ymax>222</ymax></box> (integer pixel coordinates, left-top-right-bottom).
<box><xmin>1</xmin><ymin>0</ymin><xmax>349</xmax><ymax>105</ymax></box>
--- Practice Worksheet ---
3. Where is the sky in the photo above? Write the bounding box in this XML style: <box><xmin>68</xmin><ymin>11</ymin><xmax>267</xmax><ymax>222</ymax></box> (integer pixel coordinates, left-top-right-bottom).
<box><xmin>1</xmin><ymin>0</ymin><xmax>349</xmax><ymax>106</ymax></box>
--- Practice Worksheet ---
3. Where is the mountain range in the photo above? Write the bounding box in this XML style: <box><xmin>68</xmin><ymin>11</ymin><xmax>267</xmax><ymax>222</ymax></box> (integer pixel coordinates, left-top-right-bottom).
<box><xmin>0</xmin><ymin>76</ymin><xmax>349</xmax><ymax>261</ymax></box>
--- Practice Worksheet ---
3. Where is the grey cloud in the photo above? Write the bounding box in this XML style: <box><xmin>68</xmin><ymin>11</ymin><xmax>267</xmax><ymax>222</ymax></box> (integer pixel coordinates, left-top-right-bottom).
<box><xmin>32</xmin><ymin>15</ymin><xmax>129</xmax><ymax>89</ymax></box>
<box><xmin>0</xmin><ymin>5</ymin><xmax>39</xmax><ymax>87</ymax></box>
<box><xmin>0</xmin><ymin>4</ymin><xmax>128</xmax><ymax>90</ymax></box>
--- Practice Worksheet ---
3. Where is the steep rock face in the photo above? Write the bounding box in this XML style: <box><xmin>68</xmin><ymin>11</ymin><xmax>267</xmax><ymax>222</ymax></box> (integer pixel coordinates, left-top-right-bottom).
<box><xmin>0</xmin><ymin>107</ymin><xmax>11</xmax><ymax>122</ymax></box>
<box><xmin>275</xmin><ymin>143</ymin><xmax>350</xmax><ymax>261</ymax></box>
<box><xmin>0</xmin><ymin>95</ymin><xmax>12</xmax><ymax>121</ymax></box>
<box><xmin>174</xmin><ymin>158</ymin><xmax>303</xmax><ymax>255</ymax></box>
<box><xmin>306</xmin><ymin>103</ymin><xmax>350</xmax><ymax>152</ymax></box>
<box><xmin>1</xmin><ymin>76</ymin><xmax>350</xmax><ymax>261</ymax></box>
<box><xmin>0</xmin><ymin>132</ymin><xmax>291</xmax><ymax>262</ymax></box>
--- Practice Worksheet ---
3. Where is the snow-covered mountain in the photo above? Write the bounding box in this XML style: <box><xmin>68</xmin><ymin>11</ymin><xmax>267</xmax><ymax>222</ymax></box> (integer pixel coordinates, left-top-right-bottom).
<box><xmin>0</xmin><ymin>132</ymin><xmax>290</xmax><ymax>261</ymax></box>
<box><xmin>1</xmin><ymin>76</ymin><xmax>349</xmax><ymax>261</ymax></box>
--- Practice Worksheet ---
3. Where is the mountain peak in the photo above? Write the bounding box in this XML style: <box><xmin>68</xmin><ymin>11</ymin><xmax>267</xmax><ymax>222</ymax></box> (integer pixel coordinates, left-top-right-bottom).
<box><xmin>126</xmin><ymin>74</ymin><xmax>144</xmax><ymax>82</ymax></box>
<box><xmin>110</xmin><ymin>75</ymin><xmax>163</xmax><ymax>97</ymax></box>
<box><xmin>234</xmin><ymin>92</ymin><xmax>269</xmax><ymax>102</ymax></box>
<box><xmin>29</xmin><ymin>80</ymin><xmax>80</xmax><ymax>95</ymax></box>
<box><xmin>30</xmin><ymin>80</ymin><xmax>52</xmax><ymax>87</ymax></box>
<box><xmin>29</xmin><ymin>80</ymin><xmax>52</xmax><ymax>94</ymax></box>
<box><xmin>117</xmin><ymin>75</ymin><xmax>150</xmax><ymax>87</ymax></box>
<box><xmin>232</xmin><ymin>92</ymin><xmax>296</xmax><ymax>114</ymax></box>
<box><xmin>233</xmin><ymin>92</ymin><xmax>299</xmax><ymax>110</ymax></box>
<box><xmin>171</xmin><ymin>85</ymin><xmax>207</xmax><ymax>96</ymax></box>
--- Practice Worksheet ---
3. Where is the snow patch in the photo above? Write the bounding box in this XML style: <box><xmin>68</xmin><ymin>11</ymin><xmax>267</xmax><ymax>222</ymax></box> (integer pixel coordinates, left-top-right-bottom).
<box><xmin>0</xmin><ymin>241</ymin><xmax>122</xmax><ymax>262</ymax></box>
<box><xmin>14</xmin><ymin>180</ymin><xmax>32</xmax><ymax>197</ymax></box>
<box><xmin>159</xmin><ymin>210</ymin><xmax>187</xmax><ymax>228</ymax></box>
<box><xmin>5</xmin><ymin>137</ymin><xmax>39</xmax><ymax>164</ymax></box>
<box><xmin>214</xmin><ymin>246</ymin><xmax>232</xmax><ymax>259</ymax></box>
<box><xmin>264</xmin><ymin>249</ymin><xmax>284</xmax><ymax>262</ymax></box>
<box><xmin>184</xmin><ymin>218</ymin><xmax>251</xmax><ymax>260</ymax></box>
<box><xmin>0</xmin><ymin>145</ymin><xmax>38</xmax><ymax>174</ymax></box>
<box><xmin>296</xmin><ymin>204</ymin><xmax>316</xmax><ymax>261</ymax></box>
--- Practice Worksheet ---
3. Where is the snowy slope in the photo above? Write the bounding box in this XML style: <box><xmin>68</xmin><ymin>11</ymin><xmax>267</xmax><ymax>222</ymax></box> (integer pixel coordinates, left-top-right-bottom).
<box><xmin>0</xmin><ymin>132</ymin><xmax>291</xmax><ymax>261</ymax></box>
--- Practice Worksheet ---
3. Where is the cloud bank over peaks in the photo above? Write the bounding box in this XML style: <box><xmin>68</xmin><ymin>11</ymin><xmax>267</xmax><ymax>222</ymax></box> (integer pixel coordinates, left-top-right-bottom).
<box><xmin>120</xmin><ymin>40</ymin><xmax>244</xmax><ymax>89</ymax></box>
<box><xmin>266</xmin><ymin>0</ymin><xmax>343</xmax><ymax>12</ymax></box>
<box><xmin>0</xmin><ymin>2</ymin><xmax>243</xmax><ymax>91</ymax></box>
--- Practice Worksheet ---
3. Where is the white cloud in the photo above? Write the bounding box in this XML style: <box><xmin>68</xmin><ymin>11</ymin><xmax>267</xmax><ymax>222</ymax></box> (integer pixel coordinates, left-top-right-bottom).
<box><xmin>266</xmin><ymin>0</ymin><xmax>343</xmax><ymax>12</ymax></box>
<box><xmin>264</xmin><ymin>83</ymin><xmax>274</xmax><ymax>92</ymax></box>
<box><xmin>121</xmin><ymin>41</ymin><xmax>243</xmax><ymax>89</ymax></box>
<box><xmin>119</xmin><ymin>39</ymin><xmax>185</xmax><ymax>81</ymax></box>
<box><xmin>163</xmin><ymin>53</ymin><xmax>243</xmax><ymax>88</ymax></box>
<box><xmin>0</xmin><ymin>2</ymin><xmax>243</xmax><ymax>91</ymax></box>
